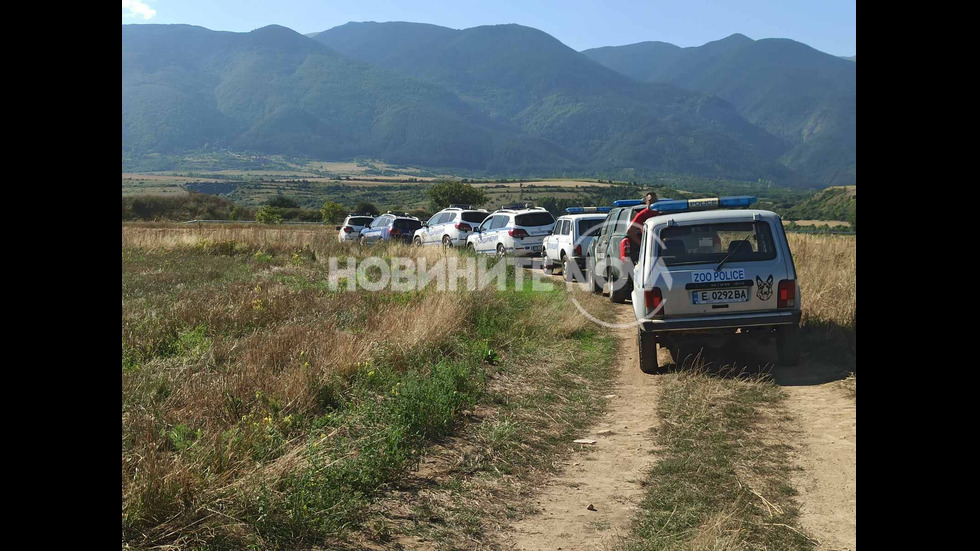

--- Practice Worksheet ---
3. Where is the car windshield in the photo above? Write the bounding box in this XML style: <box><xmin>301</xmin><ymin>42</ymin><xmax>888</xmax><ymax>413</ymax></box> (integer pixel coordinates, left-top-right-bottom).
<box><xmin>577</xmin><ymin>218</ymin><xmax>602</xmax><ymax>237</ymax></box>
<box><xmin>461</xmin><ymin>212</ymin><xmax>489</xmax><ymax>223</ymax></box>
<box><xmin>515</xmin><ymin>212</ymin><xmax>555</xmax><ymax>227</ymax></box>
<box><xmin>658</xmin><ymin>221</ymin><xmax>777</xmax><ymax>266</ymax></box>
<box><xmin>348</xmin><ymin>217</ymin><xmax>373</xmax><ymax>226</ymax></box>
<box><xmin>393</xmin><ymin>219</ymin><xmax>422</xmax><ymax>231</ymax></box>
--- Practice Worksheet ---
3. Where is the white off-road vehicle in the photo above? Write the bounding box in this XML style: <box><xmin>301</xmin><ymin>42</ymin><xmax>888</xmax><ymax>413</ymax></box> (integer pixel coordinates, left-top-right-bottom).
<box><xmin>413</xmin><ymin>205</ymin><xmax>490</xmax><ymax>248</ymax></box>
<box><xmin>632</xmin><ymin>196</ymin><xmax>802</xmax><ymax>373</ymax></box>
<box><xmin>336</xmin><ymin>214</ymin><xmax>376</xmax><ymax>243</ymax></box>
<box><xmin>466</xmin><ymin>205</ymin><xmax>556</xmax><ymax>257</ymax></box>
<box><xmin>541</xmin><ymin>207</ymin><xmax>609</xmax><ymax>281</ymax></box>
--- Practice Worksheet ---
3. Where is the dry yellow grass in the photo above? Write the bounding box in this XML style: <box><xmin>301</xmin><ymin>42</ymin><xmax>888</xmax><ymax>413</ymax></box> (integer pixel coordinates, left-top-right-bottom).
<box><xmin>788</xmin><ymin>233</ymin><xmax>856</xmax><ymax>329</ymax></box>
<box><xmin>122</xmin><ymin>223</ymin><xmax>604</xmax><ymax>547</ymax></box>
<box><xmin>122</xmin><ymin>223</ymin><xmax>332</xmax><ymax>250</ymax></box>
<box><xmin>787</xmin><ymin>233</ymin><xmax>856</xmax><ymax>362</ymax></box>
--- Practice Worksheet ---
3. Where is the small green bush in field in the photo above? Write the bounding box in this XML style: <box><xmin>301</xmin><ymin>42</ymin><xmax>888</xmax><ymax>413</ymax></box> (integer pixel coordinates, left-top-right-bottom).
<box><xmin>255</xmin><ymin>206</ymin><xmax>283</xmax><ymax>225</ymax></box>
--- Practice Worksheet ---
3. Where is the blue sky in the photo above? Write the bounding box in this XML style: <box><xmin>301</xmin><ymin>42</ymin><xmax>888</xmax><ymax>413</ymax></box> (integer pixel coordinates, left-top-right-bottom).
<box><xmin>122</xmin><ymin>0</ymin><xmax>856</xmax><ymax>56</ymax></box>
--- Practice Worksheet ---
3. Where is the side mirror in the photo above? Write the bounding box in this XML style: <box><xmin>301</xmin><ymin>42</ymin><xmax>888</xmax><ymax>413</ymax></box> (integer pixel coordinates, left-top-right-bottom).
<box><xmin>335</xmin><ymin>226</ymin><xmax>342</xmax><ymax>230</ymax></box>
<box><xmin>422</xmin><ymin>222</ymin><xmax>428</xmax><ymax>228</ymax></box>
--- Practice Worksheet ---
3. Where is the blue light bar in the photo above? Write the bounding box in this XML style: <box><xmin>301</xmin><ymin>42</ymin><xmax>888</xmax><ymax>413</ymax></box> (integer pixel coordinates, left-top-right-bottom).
<box><xmin>566</xmin><ymin>206</ymin><xmax>612</xmax><ymax>214</ymax></box>
<box><xmin>650</xmin><ymin>195</ymin><xmax>756</xmax><ymax>213</ymax></box>
<box><xmin>613</xmin><ymin>199</ymin><xmax>644</xmax><ymax>207</ymax></box>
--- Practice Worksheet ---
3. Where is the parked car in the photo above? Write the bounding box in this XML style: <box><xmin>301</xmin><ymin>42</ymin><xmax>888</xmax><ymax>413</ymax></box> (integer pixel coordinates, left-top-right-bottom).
<box><xmin>465</xmin><ymin>205</ymin><xmax>556</xmax><ymax>257</ymax></box>
<box><xmin>358</xmin><ymin>212</ymin><xmax>423</xmax><ymax>244</ymax></box>
<box><xmin>413</xmin><ymin>205</ymin><xmax>490</xmax><ymax>247</ymax></box>
<box><xmin>336</xmin><ymin>214</ymin><xmax>376</xmax><ymax>243</ymax></box>
<box><xmin>630</xmin><ymin>196</ymin><xmax>802</xmax><ymax>373</ymax></box>
<box><xmin>541</xmin><ymin>207</ymin><xmax>609</xmax><ymax>282</ymax></box>
<box><xmin>584</xmin><ymin>200</ymin><xmax>648</xmax><ymax>302</ymax></box>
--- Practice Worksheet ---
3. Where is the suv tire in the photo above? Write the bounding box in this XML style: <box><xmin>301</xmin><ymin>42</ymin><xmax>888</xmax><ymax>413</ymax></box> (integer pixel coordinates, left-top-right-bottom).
<box><xmin>776</xmin><ymin>323</ymin><xmax>801</xmax><ymax>366</ymax></box>
<box><xmin>442</xmin><ymin>235</ymin><xmax>452</xmax><ymax>248</ymax></box>
<box><xmin>587</xmin><ymin>262</ymin><xmax>603</xmax><ymax>294</ymax></box>
<box><xmin>638</xmin><ymin>330</ymin><xmax>663</xmax><ymax>374</ymax></box>
<box><xmin>608</xmin><ymin>267</ymin><xmax>630</xmax><ymax>303</ymax></box>
<box><xmin>563</xmin><ymin>254</ymin><xmax>575</xmax><ymax>282</ymax></box>
<box><xmin>414</xmin><ymin>236</ymin><xmax>423</xmax><ymax>247</ymax></box>
<box><xmin>496</xmin><ymin>244</ymin><xmax>507</xmax><ymax>257</ymax></box>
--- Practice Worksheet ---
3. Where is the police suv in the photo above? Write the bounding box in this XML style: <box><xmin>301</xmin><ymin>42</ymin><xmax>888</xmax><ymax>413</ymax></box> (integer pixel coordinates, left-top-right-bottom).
<box><xmin>413</xmin><ymin>205</ymin><xmax>490</xmax><ymax>248</ymax></box>
<box><xmin>585</xmin><ymin>199</ymin><xmax>649</xmax><ymax>302</ymax></box>
<box><xmin>358</xmin><ymin>212</ymin><xmax>423</xmax><ymax>244</ymax></box>
<box><xmin>465</xmin><ymin>205</ymin><xmax>556</xmax><ymax>256</ymax></box>
<box><xmin>631</xmin><ymin>196</ymin><xmax>802</xmax><ymax>373</ymax></box>
<box><xmin>541</xmin><ymin>207</ymin><xmax>609</xmax><ymax>282</ymax></box>
<box><xmin>336</xmin><ymin>213</ymin><xmax>376</xmax><ymax>243</ymax></box>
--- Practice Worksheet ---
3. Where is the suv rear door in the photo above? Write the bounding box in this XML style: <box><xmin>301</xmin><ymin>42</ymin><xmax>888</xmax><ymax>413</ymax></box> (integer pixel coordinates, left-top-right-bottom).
<box><xmin>645</xmin><ymin>215</ymin><xmax>792</xmax><ymax>316</ymax></box>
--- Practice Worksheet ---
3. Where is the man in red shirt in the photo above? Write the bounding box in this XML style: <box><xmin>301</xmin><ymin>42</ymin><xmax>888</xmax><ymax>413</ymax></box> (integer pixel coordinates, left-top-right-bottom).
<box><xmin>625</xmin><ymin>192</ymin><xmax>659</xmax><ymax>252</ymax></box>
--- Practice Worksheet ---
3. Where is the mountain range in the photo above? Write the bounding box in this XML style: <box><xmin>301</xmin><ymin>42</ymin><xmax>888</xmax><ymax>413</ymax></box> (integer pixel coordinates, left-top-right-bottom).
<box><xmin>122</xmin><ymin>22</ymin><xmax>856</xmax><ymax>187</ymax></box>
<box><xmin>582</xmin><ymin>34</ymin><xmax>856</xmax><ymax>186</ymax></box>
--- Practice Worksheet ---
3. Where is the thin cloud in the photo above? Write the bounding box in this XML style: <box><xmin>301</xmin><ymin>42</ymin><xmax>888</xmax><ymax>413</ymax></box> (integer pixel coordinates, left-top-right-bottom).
<box><xmin>122</xmin><ymin>0</ymin><xmax>156</xmax><ymax>20</ymax></box>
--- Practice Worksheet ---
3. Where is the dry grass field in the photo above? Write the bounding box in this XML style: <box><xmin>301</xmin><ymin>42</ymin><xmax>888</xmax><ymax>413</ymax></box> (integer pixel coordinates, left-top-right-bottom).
<box><xmin>788</xmin><ymin>233</ymin><xmax>856</xmax><ymax>363</ymax></box>
<box><xmin>121</xmin><ymin>223</ymin><xmax>614</xmax><ymax>549</ymax></box>
<box><xmin>121</xmin><ymin>224</ymin><xmax>854</xmax><ymax>549</ymax></box>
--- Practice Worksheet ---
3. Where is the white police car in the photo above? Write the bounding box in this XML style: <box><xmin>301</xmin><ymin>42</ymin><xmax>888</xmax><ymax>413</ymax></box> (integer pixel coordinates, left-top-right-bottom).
<box><xmin>336</xmin><ymin>213</ymin><xmax>376</xmax><ymax>243</ymax></box>
<box><xmin>542</xmin><ymin>207</ymin><xmax>609</xmax><ymax>282</ymax></box>
<box><xmin>465</xmin><ymin>205</ymin><xmax>556</xmax><ymax>257</ymax></box>
<box><xmin>413</xmin><ymin>205</ymin><xmax>490</xmax><ymax>248</ymax></box>
<box><xmin>632</xmin><ymin>196</ymin><xmax>802</xmax><ymax>373</ymax></box>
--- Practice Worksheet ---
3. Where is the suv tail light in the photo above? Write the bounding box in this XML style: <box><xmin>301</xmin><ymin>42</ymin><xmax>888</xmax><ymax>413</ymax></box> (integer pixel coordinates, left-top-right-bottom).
<box><xmin>574</xmin><ymin>244</ymin><xmax>582</xmax><ymax>256</ymax></box>
<box><xmin>620</xmin><ymin>237</ymin><xmax>631</xmax><ymax>260</ymax></box>
<box><xmin>455</xmin><ymin>223</ymin><xmax>472</xmax><ymax>232</ymax></box>
<box><xmin>644</xmin><ymin>287</ymin><xmax>664</xmax><ymax>316</ymax></box>
<box><xmin>343</xmin><ymin>226</ymin><xmax>353</xmax><ymax>233</ymax></box>
<box><xmin>509</xmin><ymin>228</ymin><xmax>529</xmax><ymax>238</ymax></box>
<box><xmin>777</xmin><ymin>280</ymin><xmax>796</xmax><ymax>308</ymax></box>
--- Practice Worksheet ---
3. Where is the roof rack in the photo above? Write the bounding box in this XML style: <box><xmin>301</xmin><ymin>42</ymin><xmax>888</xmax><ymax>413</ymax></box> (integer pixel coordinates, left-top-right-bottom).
<box><xmin>448</xmin><ymin>204</ymin><xmax>472</xmax><ymax>210</ymax></box>
<box><xmin>650</xmin><ymin>196</ymin><xmax>757</xmax><ymax>213</ymax></box>
<box><xmin>501</xmin><ymin>203</ymin><xmax>539</xmax><ymax>210</ymax></box>
<box><xmin>565</xmin><ymin>206</ymin><xmax>611</xmax><ymax>214</ymax></box>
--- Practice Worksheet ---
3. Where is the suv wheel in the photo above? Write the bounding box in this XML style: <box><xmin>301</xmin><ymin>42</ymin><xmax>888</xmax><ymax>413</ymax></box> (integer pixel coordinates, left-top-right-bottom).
<box><xmin>608</xmin><ymin>267</ymin><xmax>630</xmax><ymax>303</ymax></box>
<box><xmin>587</xmin><ymin>263</ymin><xmax>603</xmax><ymax>294</ymax></box>
<box><xmin>638</xmin><ymin>330</ymin><xmax>664</xmax><ymax>374</ymax></box>
<box><xmin>776</xmin><ymin>323</ymin><xmax>801</xmax><ymax>366</ymax></box>
<box><xmin>414</xmin><ymin>236</ymin><xmax>423</xmax><ymax>247</ymax></box>
<box><xmin>442</xmin><ymin>235</ymin><xmax>452</xmax><ymax>248</ymax></box>
<box><xmin>562</xmin><ymin>254</ymin><xmax>574</xmax><ymax>282</ymax></box>
<box><xmin>496</xmin><ymin>244</ymin><xmax>506</xmax><ymax>257</ymax></box>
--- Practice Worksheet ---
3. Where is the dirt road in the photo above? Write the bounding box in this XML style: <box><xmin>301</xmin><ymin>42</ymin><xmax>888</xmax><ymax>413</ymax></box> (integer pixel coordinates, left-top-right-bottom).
<box><xmin>504</xmin><ymin>308</ymin><xmax>665</xmax><ymax>551</ymax></box>
<box><xmin>503</xmin><ymin>272</ymin><xmax>855</xmax><ymax>550</ymax></box>
<box><xmin>775</xmin><ymin>360</ymin><xmax>856</xmax><ymax>551</ymax></box>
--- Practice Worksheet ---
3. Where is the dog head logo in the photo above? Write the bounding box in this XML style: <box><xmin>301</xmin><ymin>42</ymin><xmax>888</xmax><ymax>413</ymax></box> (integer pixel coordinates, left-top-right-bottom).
<box><xmin>756</xmin><ymin>275</ymin><xmax>773</xmax><ymax>300</ymax></box>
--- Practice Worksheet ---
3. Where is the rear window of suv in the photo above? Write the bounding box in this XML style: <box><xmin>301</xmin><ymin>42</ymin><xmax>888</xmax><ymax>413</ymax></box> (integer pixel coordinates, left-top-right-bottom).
<box><xmin>658</xmin><ymin>221</ymin><xmax>777</xmax><ymax>266</ymax></box>
<box><xmin>577</xmin><ymin>218</ymin><xmax>602</xmax><ymax>237</ymax></box>
<box><xmin>393</xmin><ymin>219</ymin><xmax>422</xmax><ymax>231</ymax></box>
<box><xmin>348</xmin><ymin>217</ymin><xmax>373</xmax><ymax>226</ymax></box>
<box><xmin>461</xmin><ymin>212</ymin><xmax>489</xmax><ymax>223</ymax></box>
<box><xmin>515</xmin><ymin>212</ymin><xmax>555</xmax><ymax>227</ymax></box>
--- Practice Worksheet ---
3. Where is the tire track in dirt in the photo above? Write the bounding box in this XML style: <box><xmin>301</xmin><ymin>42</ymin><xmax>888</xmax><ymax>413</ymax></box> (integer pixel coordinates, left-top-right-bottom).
<box><xmin>503</xmin><ymin>307</ymin><xmax>663</xmax><ymax>551</ymax></box>
<box><xmin>779</xmin><ymin>372</ymin><xmax>856</xmax><ymax>550</ymax></box>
